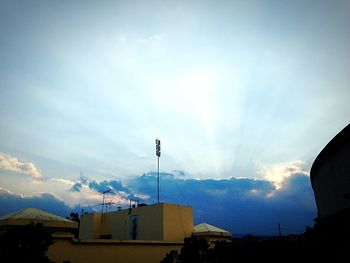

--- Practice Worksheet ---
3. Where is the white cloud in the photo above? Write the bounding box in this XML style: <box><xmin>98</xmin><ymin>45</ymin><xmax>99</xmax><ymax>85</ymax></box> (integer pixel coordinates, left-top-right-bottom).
<box><xmin>138</xmin><ymin>154</ymin><xmax>147</xmax><ymax>159</ymax></box>
<box><xmin>50</xmin><ymin>178</ymin><xmax>75</xmax><ymax>186</ymax></box>
<box><xmin>118</xmin><ymin>33</ymin><xmax>163</xmax><ymax>50</ymax></box>
<box><xmin>0</xmin><ymin>186</ymin><xmax>14</xmax><ymax>195</ymax></box>
<box><xmin>0</xmin><ymin>152</ymin><xmax>42</xmax><ymax>179</ymax></box>
<box><xmin>258</xmin><ymin>160</ymin><xmax>309</xmax><ymax>189</ymax></box>
<box><xmin>135</xmin><ymin>34</ymin><xmax>163</xmax><ymax>45</ymax></box>
<box><xmin>134</xmin><ymin>193</ymin><xmax>150</xmax><ymax>200</ymax></box>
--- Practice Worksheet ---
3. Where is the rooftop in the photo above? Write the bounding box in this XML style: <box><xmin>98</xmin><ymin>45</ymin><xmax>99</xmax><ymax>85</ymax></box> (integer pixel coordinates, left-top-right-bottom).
<box><xmin>0</xmin><ymin>207</ymin><xmax>78</xmax><ymax>231</ymax></box>
<box><xmin>193</xmin><ymin>223</ymin><xmax>232</xmax><ymax>237</ymax></box>
<box><xmin>0</xmin><ymin>207</ymin><xmax>74</xmax><ymax>222</ymax></box>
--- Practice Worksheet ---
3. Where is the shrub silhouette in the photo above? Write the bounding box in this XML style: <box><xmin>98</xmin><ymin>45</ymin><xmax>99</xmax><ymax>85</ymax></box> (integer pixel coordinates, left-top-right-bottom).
<box><xmin>0</xmin><ymin>223</ymin><xmax>53</xmax><ymax>263</ymax></box>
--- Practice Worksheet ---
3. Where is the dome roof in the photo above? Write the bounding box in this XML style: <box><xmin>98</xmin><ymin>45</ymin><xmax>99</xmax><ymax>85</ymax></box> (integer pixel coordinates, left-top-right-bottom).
<box><xmin>193</xmin><ymin>223</ymin><xmax>232</xmax><ymax>237</ymax></box>
<box><xmin>0</xmin><ymin>207</ymin><xmax>78</xmax><ymax>229</ymax></box>
<box><xmin>311</xmin><ymin>123</ymin><xmax>350</xmax><ymax>185</ymax></box>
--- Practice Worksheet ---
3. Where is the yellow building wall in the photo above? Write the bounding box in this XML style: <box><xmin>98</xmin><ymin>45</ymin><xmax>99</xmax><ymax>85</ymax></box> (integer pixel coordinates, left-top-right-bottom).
<box><xmin>163</xmin><ymin>204</ymin><xmax>193</xmax><ymax>241</ymax></box>
<box><xmin>47</xmin><ymin>237</ymin><xmax>183</xmax><ymax>263</ymax></box>
<box><xmin>131</xmin><ymin>204</ymin><xmax>163</xmax><ymax>240</ymax></box>
<box><xmin>100</xmin><ymin>205</ymin><xmax>164</xmax><ymax>240</ymax></box>
<box><xmin>79</xmin><ymin>203</ymin><xmax>193</xmax><ymax>242</ymax></box>
<box><xmin>101</xmin><ymin>209</ymin><xmax>129</xmax><ymax>240</ymax></box>
<box><xmin>79</xmin><ymin>213</ymin><xmax>101</xmax><ymax>239</ymax></box>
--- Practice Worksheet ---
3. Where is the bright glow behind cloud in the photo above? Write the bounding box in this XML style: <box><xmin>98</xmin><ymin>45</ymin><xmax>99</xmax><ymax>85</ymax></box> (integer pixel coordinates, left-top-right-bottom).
<box><xmin>258</xmin><ymin>160</ymin><xmax>309</xmax><ymax>189</ymax></box>
<box><xmin>0</xmin><ymin>1</ymin><xmax>349</xmax><ymax>182</ymax></box>
<box><xmin>176</xmin><ymin>72</ymin><xmax>216</xmax><ymax>135</ymax></box>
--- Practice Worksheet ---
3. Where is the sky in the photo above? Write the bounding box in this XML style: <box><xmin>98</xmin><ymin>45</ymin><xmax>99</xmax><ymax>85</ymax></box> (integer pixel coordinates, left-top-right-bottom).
<box><xmin>0</xmin><ymin>0</ymin><xmax>349</xmax><ymax>235</ymax></box>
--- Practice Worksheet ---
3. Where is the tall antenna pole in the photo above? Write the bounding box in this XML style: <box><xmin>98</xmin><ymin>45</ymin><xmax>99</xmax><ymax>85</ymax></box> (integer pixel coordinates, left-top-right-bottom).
<box><xmin>155</xmin><ymin>139</ymin><xmax>161</xmax><ymax>204</ymax></box>
<box><xmin>157</xmin><ymin>156</ymin><xmax>160</xmax><ymax>203</ymax></box>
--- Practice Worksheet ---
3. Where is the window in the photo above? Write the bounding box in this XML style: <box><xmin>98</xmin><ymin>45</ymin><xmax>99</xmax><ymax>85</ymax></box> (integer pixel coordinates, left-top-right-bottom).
<box><xmin>130</xmin><ymin>215</ymin><xmax>139</xmax><ymax>240</ymax></box>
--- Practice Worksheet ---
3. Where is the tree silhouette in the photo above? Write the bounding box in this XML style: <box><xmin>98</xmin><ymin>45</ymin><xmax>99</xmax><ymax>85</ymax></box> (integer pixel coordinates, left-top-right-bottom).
<box><xmin>177</xmin><ymin>237</ymin><xmax>210</xmax><ymax>263</ymax></box>
<box><xmin>0</xmin><ymin>223</ymin><xmax>53</xmax><ymax>263</ymax></box>
<box><xmin>160</xmin><ymin>250</ymin><xmax>178</xmax><ymax>263</ymax></box>
<box><xmin>67</xmin><ymin>212</ymin><xmax>80</xmax><ymax>238</ymax></box>
<box><xmin>67</xmin><ymin>212</ymin><xmax>80</xmax><ymax>223</ymax></box>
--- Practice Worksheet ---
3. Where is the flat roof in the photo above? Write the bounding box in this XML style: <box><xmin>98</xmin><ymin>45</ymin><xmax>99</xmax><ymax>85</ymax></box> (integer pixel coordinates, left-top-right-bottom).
<box><xmin>97</xmin><ymin>202</ymin><xmax>192</xmax><ymax>215</ymax></box>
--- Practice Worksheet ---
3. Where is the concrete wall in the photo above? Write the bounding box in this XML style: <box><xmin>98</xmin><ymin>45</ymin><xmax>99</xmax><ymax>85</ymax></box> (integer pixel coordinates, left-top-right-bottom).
<box><xmin>79</xmin><ymin>203</ymin><xmax>193</xmax><ymax>242</ymax></box>
<box><xmin>47</xmin><ymin>237</ymin><xmax>183</xmax><ymax>263</ymax></box>
<box><xmin>100</xmin><ymin>204</ymin><xmax>164</xmax><ymax>240</ymax></box>
<box><xmin>312</xmin><ymin>139</ymin><xmax>350</xmax><ymax>217</ymax></box>
<box><xmin>79</xmin><ymin>213</ymin><xmax>101</xmax><ymax>239</ymax></box>
<box><xmin>133</xmin><ymin>204</ymin><xmax>163</xmax><ymax>240</ymax></box>
<box><xmin>163</xmin><ymin>204</ymin><xmax>193</xmax><ymax>241</ymax></box>
<box><xmin>101</xmin><ymin>209</ymin><xmax>129</xmax><ymax>240</ymax></box>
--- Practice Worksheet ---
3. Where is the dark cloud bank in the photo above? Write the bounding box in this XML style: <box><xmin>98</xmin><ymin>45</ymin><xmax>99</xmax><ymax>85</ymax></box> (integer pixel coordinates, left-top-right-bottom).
<box><xmin>0</xmin><ymin>189</ymin><xmax>71</xmax><ymax>218</ymax></box>
<box><xmin>0</xmin><ymin>172</ymin><xmax>317</xmax><ymax>236</ymax></box>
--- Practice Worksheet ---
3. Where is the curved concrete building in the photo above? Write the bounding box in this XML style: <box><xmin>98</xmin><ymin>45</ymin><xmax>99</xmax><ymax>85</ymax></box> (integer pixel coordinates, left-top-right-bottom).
<box><xmin>310</xmin><ymin>123</ymin><xmax>350</xmax><ymax>218</ymax></box>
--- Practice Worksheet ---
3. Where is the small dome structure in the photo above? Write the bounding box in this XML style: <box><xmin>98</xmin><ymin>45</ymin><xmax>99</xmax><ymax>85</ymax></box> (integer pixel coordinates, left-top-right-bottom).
<box><xmin>0</xmin><ymin>207</ymin><xmax>78</xmax><ymax>235</ymax></box>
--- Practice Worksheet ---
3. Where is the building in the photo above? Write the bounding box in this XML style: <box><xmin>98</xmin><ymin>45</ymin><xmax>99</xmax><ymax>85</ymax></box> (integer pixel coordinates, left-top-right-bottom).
<box><xmin>79</xmin><ymin>203</ymin><xmax>194</xmax><ymax>241</ymax></box>
<box><xmin>48</xmin><ymin>236</ymin><xmax>185</xmax><ymax>263</ymax></box>
<box><xmin>1</xmin><ymin>203</ymin><xmax>231</xmax><ymax>262</ymax></box>
<box><xmin>48</xmin><ymin>203</ymin><xmax>194</xmax><ymax>263</ymax></box>
<box><xmin>310</xmin><ymin>123</ymin><xmax>350</xmax><ymax>218</ymax></box>
<box><xmin>309</xmin><ymin>123</ymin><xmax>350</xmax><ymax>262</ymax></box>
<box><xmin>193</xmin><ymin>223</ymin><xmax>232</xmax><ymax>247</ymax></box>
<box><xmin>0</xmin><ymin>207</ymin><xmax>78</xmax><ymax>236</ymax></box>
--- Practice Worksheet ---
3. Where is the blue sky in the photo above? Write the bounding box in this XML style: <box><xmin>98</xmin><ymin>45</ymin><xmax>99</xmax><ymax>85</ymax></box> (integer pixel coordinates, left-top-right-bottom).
<box><xmin>0</xmin><ymin>0</ymin><xmax>349</xmax><ymax>235</ymax></box>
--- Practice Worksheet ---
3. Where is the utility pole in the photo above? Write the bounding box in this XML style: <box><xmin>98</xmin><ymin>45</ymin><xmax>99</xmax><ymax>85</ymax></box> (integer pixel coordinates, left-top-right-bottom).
<box><xmin>155</xmin><ymin>139</ymin><xmax>161</xmax><ymax>204</ymax></box>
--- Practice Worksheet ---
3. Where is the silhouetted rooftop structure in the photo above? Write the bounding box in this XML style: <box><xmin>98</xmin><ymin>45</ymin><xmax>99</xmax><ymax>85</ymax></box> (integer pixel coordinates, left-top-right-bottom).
<box><xmin>0</xmin><ymin>207</ymin><xmax>77</xmax><ymax>234</ymax></box>
<box><xmin>310</xmin><ymin>123</ymin><xmax>350</xmax><ymax>218</ymax></box>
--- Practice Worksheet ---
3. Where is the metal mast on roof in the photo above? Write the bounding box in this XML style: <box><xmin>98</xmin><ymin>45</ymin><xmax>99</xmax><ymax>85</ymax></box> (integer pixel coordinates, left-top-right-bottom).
<box><xmin>100</xmin><ymin>189</ymin><xmax>111</xmax><ymax>214</ymax></box>
<box><xmin>155</xmin><ymin>138</ymin><xmax>161</xmax><ymax>204</ymax></box>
